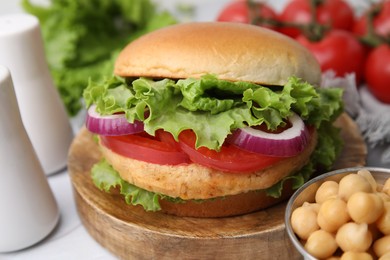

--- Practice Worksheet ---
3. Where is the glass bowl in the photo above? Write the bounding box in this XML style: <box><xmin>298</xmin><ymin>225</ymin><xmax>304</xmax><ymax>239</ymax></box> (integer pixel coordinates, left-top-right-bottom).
<box><xmin>284</xmin><ymin>167</ymin><xmax>390</xmax><ymax>260</ymax></box>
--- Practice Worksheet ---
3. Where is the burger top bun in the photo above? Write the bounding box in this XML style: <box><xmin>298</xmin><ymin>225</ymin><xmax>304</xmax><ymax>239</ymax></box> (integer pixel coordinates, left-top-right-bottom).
<box><xmin>114</xmin><ymin>22</ymin><xmax>321</xmax><ymax>86</ymax></box>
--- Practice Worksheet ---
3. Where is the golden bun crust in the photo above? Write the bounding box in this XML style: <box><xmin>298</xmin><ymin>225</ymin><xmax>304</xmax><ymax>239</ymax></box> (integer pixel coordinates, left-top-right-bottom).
<box><xmin>99</xmin><ymin>129</ymin><xmax>317</xmax><ymax>201</ymax></box>
<box><xmin>114</xmin><ymin>22</ymin><xmax>321</xmax><ymax>86</ymax></box>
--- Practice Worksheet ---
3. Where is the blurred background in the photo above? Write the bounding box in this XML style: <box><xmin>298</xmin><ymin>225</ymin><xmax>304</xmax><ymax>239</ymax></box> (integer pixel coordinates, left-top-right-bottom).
<box><xmin>0</xmin><ymin>0</ymin><xmax>372</xmax><ymax>17</ymax></box>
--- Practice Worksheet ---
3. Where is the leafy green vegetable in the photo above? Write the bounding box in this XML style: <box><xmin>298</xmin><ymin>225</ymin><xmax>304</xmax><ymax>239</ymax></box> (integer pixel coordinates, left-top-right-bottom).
<box><xmin>92</xmin><ymin>159</ymin><xmax>161</xmax><ymax>211</ymax></box>
<box><xmin>84</xmin><ymin>74</ymin><xmax>343</xmax><ymax>150</ymax></box>
<box><xmin>22</xmin><ymin>0</ymin><xmax>177</xmax><ymax>116</ymax></box>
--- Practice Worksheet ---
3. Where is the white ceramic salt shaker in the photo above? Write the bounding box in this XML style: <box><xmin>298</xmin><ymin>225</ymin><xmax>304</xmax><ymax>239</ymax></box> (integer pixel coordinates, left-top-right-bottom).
<box><xmin>0</xmin><ymin>65</ymin><xmax>59</xmax><ymax>252</ymax></box>
<box><xmin>0</xmin><ymin>13</ymin><xmax>74</xmax><ymax>175</ymax></box>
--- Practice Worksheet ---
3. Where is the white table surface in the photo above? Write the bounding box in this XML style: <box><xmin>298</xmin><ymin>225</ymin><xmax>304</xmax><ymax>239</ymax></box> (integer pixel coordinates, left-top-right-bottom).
<box><xmin>0</xmin><ymin>0</ymin><xmax>381</xmax><ymax>259</ymax></box>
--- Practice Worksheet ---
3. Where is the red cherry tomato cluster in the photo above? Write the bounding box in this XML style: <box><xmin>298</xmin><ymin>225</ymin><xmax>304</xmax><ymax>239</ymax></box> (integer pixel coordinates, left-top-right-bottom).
<box><xmin>278</xmin><ymin>0</ymin><xmax>355</xmax><ymax>38</ymax></box>
<box><xmin>353</xmin><ymin>1</ymin><xmax>390</xmax><ymax>104</ymax></box>
<box><xmin>216</xmin><ymin>0</ymin><xmax>390</xmax><ymax>103</ymax></box>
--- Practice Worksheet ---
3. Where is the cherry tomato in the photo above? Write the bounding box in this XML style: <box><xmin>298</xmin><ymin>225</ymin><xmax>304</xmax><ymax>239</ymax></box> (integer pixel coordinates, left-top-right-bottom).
<box><xmin>278</xmin><ymin>0</ymin><xmax>355</xmax><ymax>38</ymax></box>
<box><xmin>353</xmin><ymin>1</ymin><xmax>390</xmax><ymax>39</ymax></box>
<box><xmin>364</xmin><ymin>44</ymin><xmax>390</xmax><ymax>104</ymax></box>
<box><xmin>296</xmin><ymin>30</ymin><xmax>366</xmax><ymax>83</ymax></box>
<box><xmin>100</xmin><ymin>131</ymin><xmax>190</xmax><ymax>165</ymax></box>
<box><xmin>216</xmin><ymin>1</ymin><xmax>277</xmax><ymax>29</ymax></box>
<box><xmin>178</xmin><ymin>130</ymin><xmax>283</xmax><ymax>173</ymax></box>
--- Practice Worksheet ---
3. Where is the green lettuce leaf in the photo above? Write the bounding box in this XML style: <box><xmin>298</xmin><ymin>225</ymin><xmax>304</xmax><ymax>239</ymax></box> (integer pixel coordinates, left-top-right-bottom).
<box><xmin>22</xmin><ymin>0</ymin><xmax>177</xmax><ymax>116</ymax></box>
<box><xmin>84</xmin><ymin>74</ymin><xmax>343</xmax><ymax>150</ymax></box>
<box><xmin>92</xmin><ymin>159</ymin><xmax>161</xmax><ymax>211</ymax></box>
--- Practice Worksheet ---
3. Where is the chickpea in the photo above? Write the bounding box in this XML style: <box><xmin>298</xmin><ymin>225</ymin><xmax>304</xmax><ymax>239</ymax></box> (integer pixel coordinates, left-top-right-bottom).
<box><xmin>304</xmin><ymin>230</ymin><xmax>338</xmax><ymax>259</ymax></box>
<box><xmin>336</xmin><ymin>222</ymin><xmax>372</xmax><ymax>252</ymax></box>
<box><xmin>383</xmin><ymin>178</ymin><xmax>390</xmax><ymax>196</ymax></box>
<box><xmin>291</xmin><ymin>206</ymin><xmax>319</xmax><ymax>240</ymax></box>
<box><xmin>347</xmin><ymin>192</ymin><xmax>384</xmax><ymax>224</ymax></box>
<box><xmin>358</xmin><ymin>169</ymin><xmax>377</xmax><ymax>192</ymax></box>
<box><xmin>373</xmin><ymin>235</ymin><xmax>390</xmax><ymax>258</ymax></box>
<box><xmin>379</xmin><ymin>252</ymin><xmax>390</xmax><ymax>260</ymax></box>
<box><xmin>318</xmin><ymin>198</ymin><xmax>350</xmax><ymax>233</ymax></box>
<box><xmin>377</xmin><ymin>202</ymin><xmax>390</xmax><ymax>235</ymax></box>
<box><xmin>338</xmin><ymin>174</ymin><xmax>373</xmax><ymax>201</ymax></box>
<box><xmin>302</xmin><ymin>201</ymin><xmax>321</xmax><ymax>213</ymax></box>
<box><xmin>340</xmin><ymin>251</ymin><xmax>373</xmax><ymax>260</ymax></box>
<box><xmin>316</xmin><ymin>181</ymin><xmax>339</xmax><ymax>204</ymax></box>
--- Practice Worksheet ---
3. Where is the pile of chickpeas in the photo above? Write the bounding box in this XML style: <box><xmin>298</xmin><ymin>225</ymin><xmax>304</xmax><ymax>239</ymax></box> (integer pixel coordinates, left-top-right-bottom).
<box><xmin>291</xmin><ymin>169</ymin><xmax>390</xmax><ymax>260</ymax></box>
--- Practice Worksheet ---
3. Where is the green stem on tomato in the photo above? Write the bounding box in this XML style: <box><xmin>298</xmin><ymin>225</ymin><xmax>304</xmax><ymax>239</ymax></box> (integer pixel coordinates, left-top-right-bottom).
<box><xmin>246</xmin><ymin>0</ymin><xmax>330</xmax><ymax>42</ymax></box>
<box><xmin>246</xmin><ymin>0</ymin><xmax>306</xmax><ymax>30</ymax></box>
<box><xmin>246</xmin><ymin>0</ymin><xmax>276</xmax><ymax>27</ymax></box>
<box><xmin>359</xmin><ymin>3</ymin><xmax>389</xmax><ymax>47</ymax></box>
<box><xmin>301</xmin><ymin>0</ymin><xmax>328</xmax><ymax>42</ymax></box>
<box><xmin>247</xmin><ymin>0</ymin><xmax>257</xmax><ymax>25</ymax></box>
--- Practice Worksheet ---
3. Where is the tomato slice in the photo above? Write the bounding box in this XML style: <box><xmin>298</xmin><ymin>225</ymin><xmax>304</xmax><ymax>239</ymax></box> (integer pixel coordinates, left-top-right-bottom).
<box><xmin>101</xmin><ymin>130</ymin><xmax>285</xmax><ymax>172</ymax></box>
<box><xmin>178</xmin><ymin>130</ymin><xmax>284</xmax><ymax>173</ymax></box>
<box><xmin>100</xmin><ymin>130</ymin><xmax>190</xmax><ymax>165</ymax></box>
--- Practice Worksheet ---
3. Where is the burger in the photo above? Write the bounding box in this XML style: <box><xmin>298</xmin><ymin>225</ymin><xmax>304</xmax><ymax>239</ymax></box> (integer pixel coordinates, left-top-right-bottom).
<box><xmin>82</xmin><ymin>22</ymin><xmax>343</xmax><ymax>218</ymax></box>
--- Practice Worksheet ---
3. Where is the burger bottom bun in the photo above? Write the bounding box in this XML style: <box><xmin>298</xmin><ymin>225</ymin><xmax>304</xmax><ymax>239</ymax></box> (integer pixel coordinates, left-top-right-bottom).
<box><xmin>158</xmin><ymin>182</ymin><xmax>294</xmax><ymax>218</ymax></box>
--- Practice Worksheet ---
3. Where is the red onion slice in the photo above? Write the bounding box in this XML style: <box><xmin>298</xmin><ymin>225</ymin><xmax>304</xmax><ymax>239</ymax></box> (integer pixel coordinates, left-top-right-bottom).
<box><xmin>227</xmin><ymin>113</ymin><xmax>309</xmax><ymax>157</ymax></box>
<box><xmin>85</xmin><ymin>104</ymin><xmax>144</xmax><ymax>136</ymax></box>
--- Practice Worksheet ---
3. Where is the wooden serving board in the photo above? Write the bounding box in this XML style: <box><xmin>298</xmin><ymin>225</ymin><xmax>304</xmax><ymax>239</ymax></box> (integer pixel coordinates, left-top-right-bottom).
<box><xmin>68</xmin><ymin>113</ymin><xmax>366</xmax><ymax>260</ymax></box>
